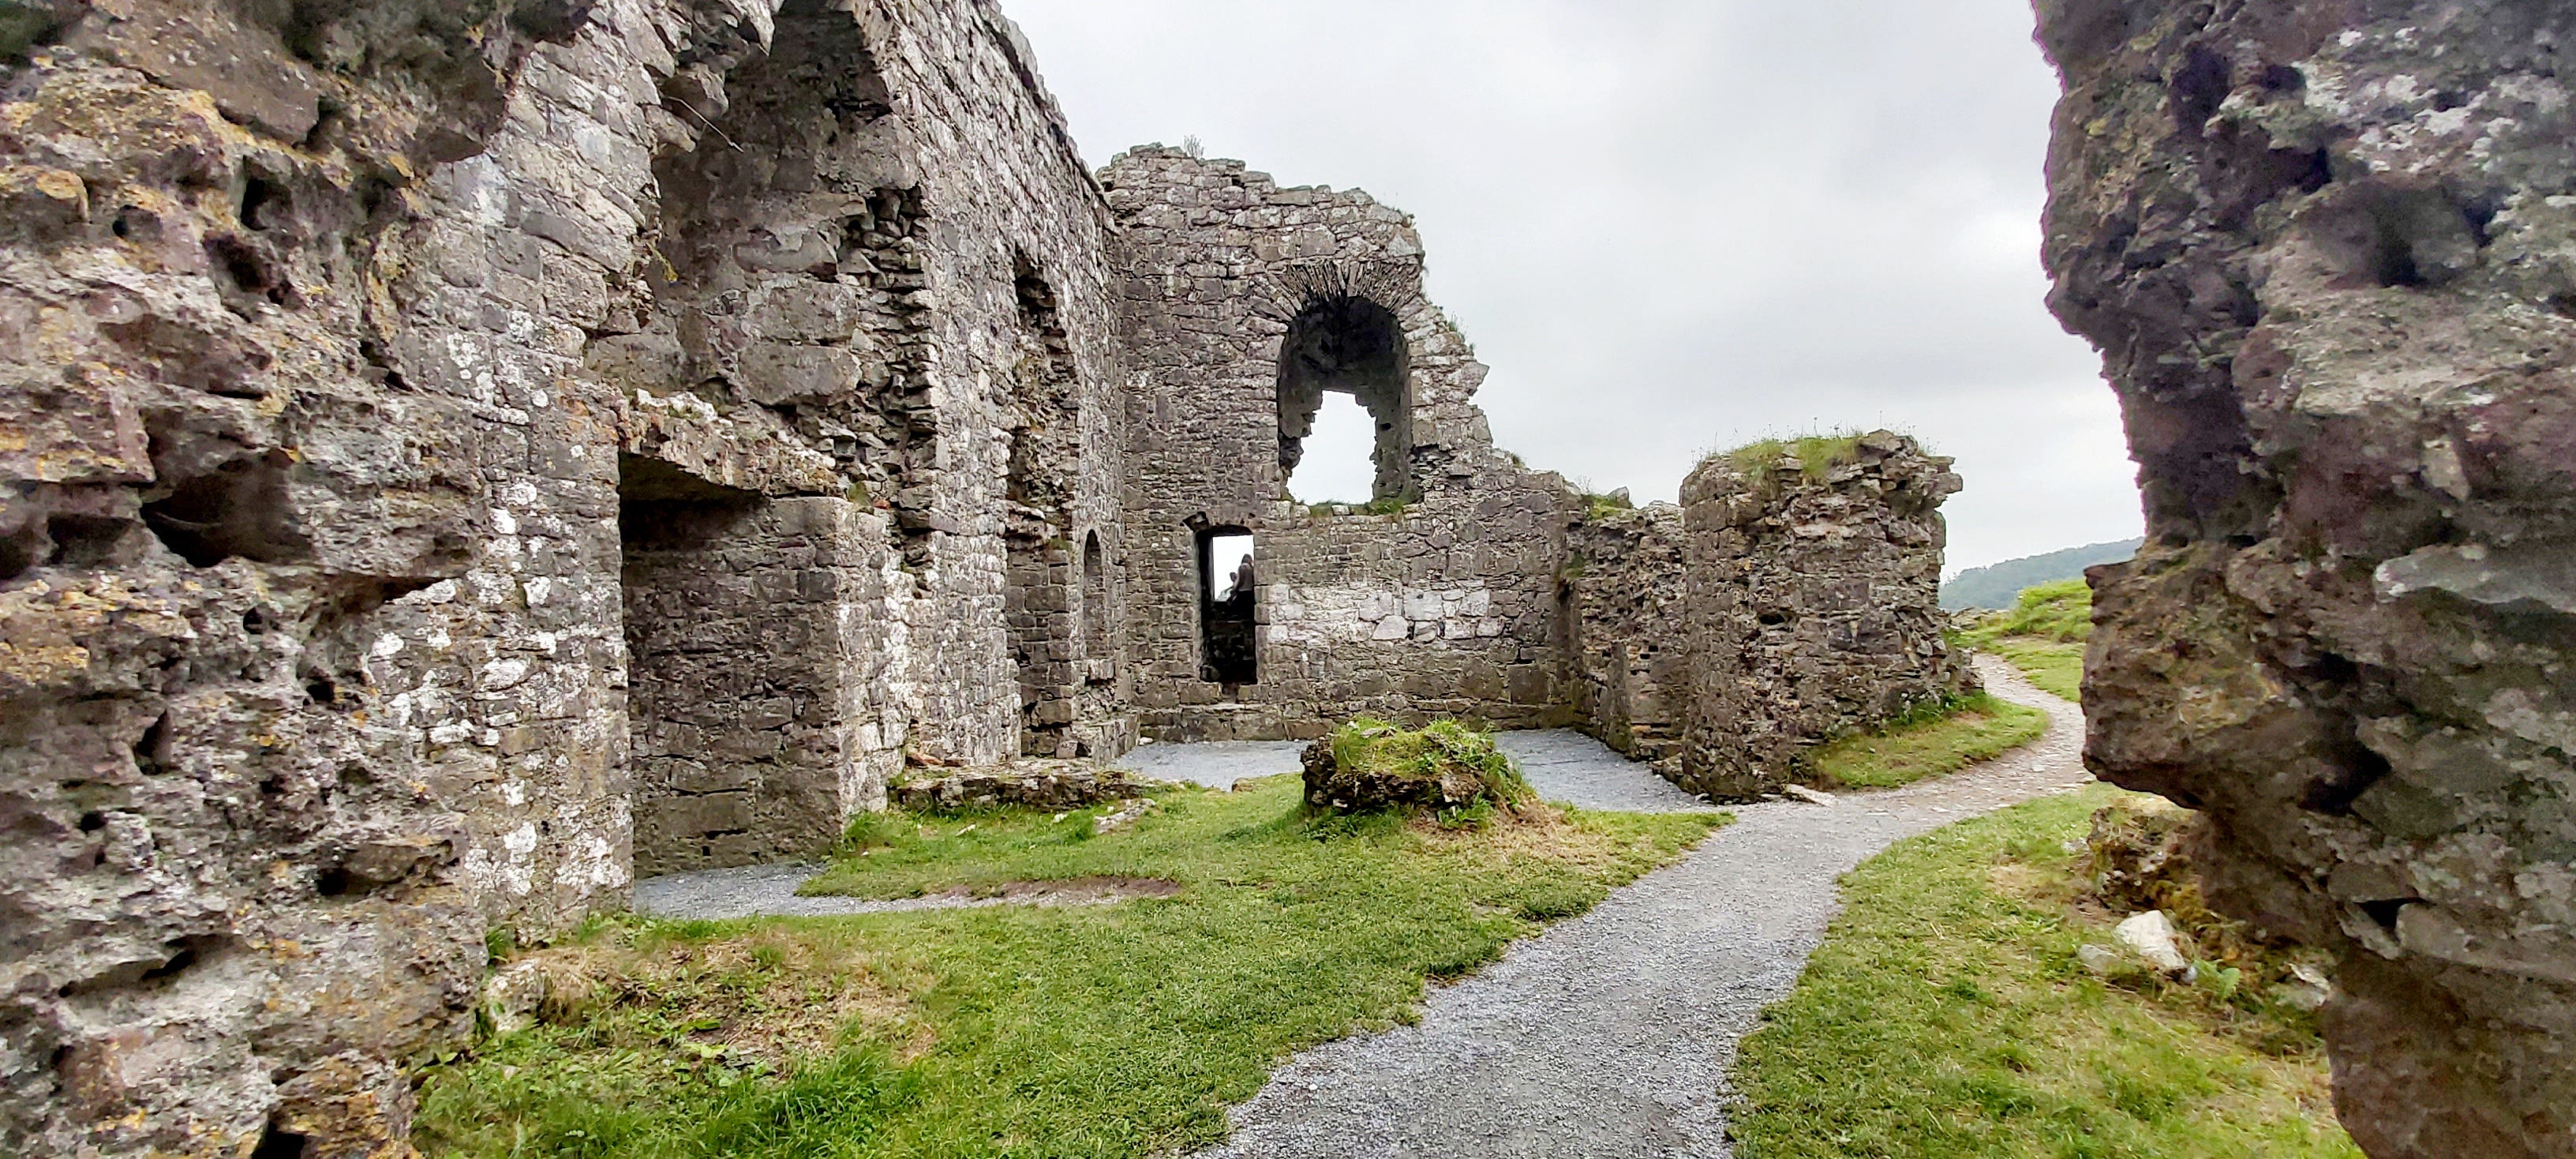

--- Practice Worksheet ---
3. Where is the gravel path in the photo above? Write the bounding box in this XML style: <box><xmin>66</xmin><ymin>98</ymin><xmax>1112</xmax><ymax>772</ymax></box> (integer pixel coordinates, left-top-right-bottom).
<box><xmin>1113</xmin><ymin>739</ymin><xmax>1305</xmax><ymax>790</ymax></box>
<box><xmin>1192</xmin><ymin>655</ymin><xmax>2089</xmax><ymax>1159</ymax></box>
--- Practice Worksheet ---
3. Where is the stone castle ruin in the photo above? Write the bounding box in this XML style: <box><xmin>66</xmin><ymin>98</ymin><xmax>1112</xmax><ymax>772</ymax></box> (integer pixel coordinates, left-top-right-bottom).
<box><xmin>0</xmin><ymin>0</ymin><xmax>1971</xmax><ymax>1150</ymax></box>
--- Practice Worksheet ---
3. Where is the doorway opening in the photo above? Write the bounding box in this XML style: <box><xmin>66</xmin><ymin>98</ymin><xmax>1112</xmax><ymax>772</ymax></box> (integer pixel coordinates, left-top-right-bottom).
<box><xmin>1197</xmin><ymin>527</ymin><xmax>1258</xmax><ymax>687</ymax></box>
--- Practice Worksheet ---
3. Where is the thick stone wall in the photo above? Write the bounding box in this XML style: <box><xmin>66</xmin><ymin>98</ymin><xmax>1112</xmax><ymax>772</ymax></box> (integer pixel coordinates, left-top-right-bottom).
<box><xmin>624</xmin><ymin>492</ymin><xmax>899</xmax><ymax>875</ymax></box>
<box><xmin>2035</xmin><ymin>2</ymin><xmax>2576</xmax><ymax>1154</ymax></box>
<box><xmin>1564</xmin><ymin>433</ymin><xmax>1973</xmax><ymax>797</ymax></box>
<box><xmin>0</xmin><ymin>0</ymin><xmax>1134</xmax><ymax>1151</ymax></box>
<box><xmin>1676</xmin><ymin>434</ymin><xmax>1972</xmax><ymax>797</ymax></box>
<box><xmin>1563</xmin><ymin>504</ymin><xmax>1692</xmax><ymax>766</ymax></box>
<box><xmin>1102</xmin><ymin>148</ymin><xmax>1577</xmax><ymax>741</ymax></box>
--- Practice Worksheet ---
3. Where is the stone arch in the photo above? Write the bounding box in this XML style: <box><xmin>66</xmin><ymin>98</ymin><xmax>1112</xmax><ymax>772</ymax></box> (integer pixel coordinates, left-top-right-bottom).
<box><xmin>1276</xmin><ymin>294</ymin><xmax>1413</xmax><ymax>502</ymax></box>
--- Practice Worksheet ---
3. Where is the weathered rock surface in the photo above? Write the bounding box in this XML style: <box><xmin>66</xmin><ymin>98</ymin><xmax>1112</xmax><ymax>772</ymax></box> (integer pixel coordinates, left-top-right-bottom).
<box><xmin>2036</xmin><ymin>2</ymin><xmax>2576</xmax><ymax>1153</ymax></box>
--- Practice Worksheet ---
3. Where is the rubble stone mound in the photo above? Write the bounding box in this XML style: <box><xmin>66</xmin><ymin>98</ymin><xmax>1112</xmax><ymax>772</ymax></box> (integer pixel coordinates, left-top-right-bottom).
<box><xmin>1300</xmin><ymin>719</ymin><xmax>1527</xmax><ymax>814</ymax></box>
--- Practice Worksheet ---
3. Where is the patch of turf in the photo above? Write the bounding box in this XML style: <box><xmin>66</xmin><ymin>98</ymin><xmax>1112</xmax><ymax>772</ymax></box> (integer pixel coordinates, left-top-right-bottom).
<box><xmin>416</xmin><ymin>776</ymin><xmax>1726</xmax><ymax>1157</ymax></box>
<box><xmin>1983</xmin><ymin>639</ymin><xmax>2084</xmax><ymax>702</ymax></box>
<box><xmin>1723</xmin><ymin>433</ymin><xmax>1869</xmax><ymax>485</ymax></box>
<box><xmin>1729</xmin><ymin>785</ymin><xmax>2359</xmax><ymax>1159</ymax></box>
<box><xmin>1322</xmin><ymin>716</ymin><xmax>1533</xmax><ymax>816</ymax></box>
<box><xmin>1806</xmin><ymin>693</ymin><xmax>2050</xmax><ymax>790</ymax></box>
<box><xmin>1952</xmin><ymin>580</ymin><xmax>2092</xmax><ymax>701</ymax></box>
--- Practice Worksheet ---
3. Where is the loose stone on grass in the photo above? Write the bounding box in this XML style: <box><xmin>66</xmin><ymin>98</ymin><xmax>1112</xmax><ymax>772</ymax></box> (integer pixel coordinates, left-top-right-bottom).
<box><xmin>893</xmin><ymin>759</ymin><xmax>1153</xmax><ymax>812</ymax></box>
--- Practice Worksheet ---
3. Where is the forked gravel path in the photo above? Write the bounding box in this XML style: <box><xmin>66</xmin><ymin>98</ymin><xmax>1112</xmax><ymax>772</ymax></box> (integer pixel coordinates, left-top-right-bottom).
<box><xmin>1190</xmin><ymin>655</ymin><xmax>2090</xmax><ymax>1159</ymax></box>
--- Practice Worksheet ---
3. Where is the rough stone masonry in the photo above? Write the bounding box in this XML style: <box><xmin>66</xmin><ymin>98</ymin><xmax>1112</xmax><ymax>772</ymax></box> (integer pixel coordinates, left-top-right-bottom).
<box><xmin>2036</xmin><ymin>1</ymin><xmax>2576</xmax><ymax>1155</ymax></box>
<box><xmin>0</xmin><ymin>1</ymin><xmax>1963</xmax><ymax>1153</ymax></box>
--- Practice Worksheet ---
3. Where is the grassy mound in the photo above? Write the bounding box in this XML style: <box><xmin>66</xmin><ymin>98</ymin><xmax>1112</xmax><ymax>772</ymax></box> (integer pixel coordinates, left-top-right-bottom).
<box><xmin>1806</xmin><ymin>693</ymin><xmax>2050</xmax><ymax>790</ymax></box>
<box><xmin>1306</xmin><ymin>718</ymin><xmax>1534</xmax><ymax>822</ymax></box>
<box><xmin>417</xmin><ymin>777</ymin><xmax>1725</xmax><ymax>1157</ymax></box>
<box><xmin>1729</xmin><ymin>785</ymin><xmax>2357</xmax><ymax>1158</ymax></box>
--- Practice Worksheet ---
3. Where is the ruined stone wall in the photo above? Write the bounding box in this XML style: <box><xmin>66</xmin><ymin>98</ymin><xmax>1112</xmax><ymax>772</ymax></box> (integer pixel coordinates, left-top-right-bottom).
<box><xmin>625</xmin><ymin>493</ymin><xmax>897</xmax><ymax>876</ymax></box>
<box><xmin>2035</xmin><ymin>2</ymin><xmax>2576</xmax><ymax>1154</ymax></box>
<box><xmin>1563</xmin><ymin>504</ymin><xmax>1693</xmax><ymax>767</ymax></box>
<box><xmin>0</xmin><ymin>0</ymin><xmax>1133</xmax><ymax>1151</ymax></box>
<box><xmin>1103</xmin><ymin>148</ymin><xmax>1575</xmax><ymax>741</ymax></box>
<box><xmin>1564</xmin><ymin>433</ymin><xmax>1971</xmax><ymax>797</ymax></box>
<box><xmin>1674</xmin><ymin>433</ymin><xmax>1971</xmax><ymax>797</ymax></box>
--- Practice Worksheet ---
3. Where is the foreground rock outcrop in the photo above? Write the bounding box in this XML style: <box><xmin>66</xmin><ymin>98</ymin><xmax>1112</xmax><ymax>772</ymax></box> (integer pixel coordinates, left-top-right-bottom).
<box><xmin>2036</xmin><ymin>2</ymin><xmax>2576</xmax><ymax>1153</ymax></box>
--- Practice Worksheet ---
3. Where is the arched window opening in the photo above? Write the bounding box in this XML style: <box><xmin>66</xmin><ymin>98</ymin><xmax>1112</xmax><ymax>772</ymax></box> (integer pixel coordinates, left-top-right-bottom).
<box><xmin>1278</xmin><ymin>295</ymin><xmax>1410</xmax><ymax>504</ymax></box>
<box><xmin>1197</xmin><ymin>527</ymin><xmax>1258</xmax><ymax>686</ymax></box>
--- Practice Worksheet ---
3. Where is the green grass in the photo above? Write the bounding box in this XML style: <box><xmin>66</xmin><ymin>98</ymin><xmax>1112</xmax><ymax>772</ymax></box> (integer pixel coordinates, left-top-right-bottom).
<box><xmin>1807</xmin><ymin>693</ymin><xmax>2050</xmax><ymax>790</ymax></box>
<box><xmin>1983</xmin><ymin>640</ymin><xmax>2085</xmax><ymax>702</ymax></box>
<box><xmin>1723</xmin><ymin>433</ymin><xmax>1868</xmax><ymax>484</ymax></box>
<box><xmin>1730</xmin><ymin>785</ymin><xmax>2358</xmax><ymax>1159</ymax></box>
<box><xmin>1320</xmin><ymin>716</ymin><xmax>1532</xmax><ymax>818</ymax></box>
<box><xmin>1954</xmin><ymin>580</ymin><xmax>2093</xmax><ymax>701</ymax></box>
<box><xmin>416</xmin><ymin>777</ymin><xmax>1727</xmax><ymax>1157</ymax></box>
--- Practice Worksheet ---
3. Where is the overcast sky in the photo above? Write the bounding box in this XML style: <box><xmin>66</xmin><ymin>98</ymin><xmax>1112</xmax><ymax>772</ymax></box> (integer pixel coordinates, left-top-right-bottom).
<box><xmin>1002</xmin><ymin>0</ymin><xmax>2144</xmax><ymax>574</ymax></box>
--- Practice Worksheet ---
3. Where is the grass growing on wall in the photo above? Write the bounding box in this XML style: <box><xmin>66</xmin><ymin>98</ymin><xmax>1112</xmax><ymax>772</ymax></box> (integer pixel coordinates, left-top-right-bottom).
<box><xmin>1723</xmin><ymin>433</ymin><xmax>1868</xmax><ymax>485</ymax></box>
<box><xmin>1729</xmin><ymin>786</ymin><xmax>2359</xmax><ymax>1159</ymax></box>
<box><xmin>1954</xmin><ymin>579</ymin><xmax>2094</xmax><ymax>701</ymax></box>
<box><xmin>1806</xmin><ymin>693</ymin><xmax>2050</xmax><ymax>790</ymax></box>
<box><xmin>414</xmin><ymin>778</ymin><xmax>1726</xmax><ymax>1158</ymax></box>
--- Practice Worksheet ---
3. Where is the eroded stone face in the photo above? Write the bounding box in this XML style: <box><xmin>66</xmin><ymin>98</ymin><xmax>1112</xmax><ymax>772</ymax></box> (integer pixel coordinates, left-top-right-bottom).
<box><xmin>2035</xmin><ymin>2</ymin><xmax>2576</xmax><ymax>1153</ymax></box>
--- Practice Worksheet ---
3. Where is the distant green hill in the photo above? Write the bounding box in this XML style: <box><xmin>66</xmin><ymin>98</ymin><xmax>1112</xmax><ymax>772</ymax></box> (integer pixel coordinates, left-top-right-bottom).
<box><xmin>1941</xmin><ymin>538</ymin><xmax>2142</xmax><ymax>611</ymax></box>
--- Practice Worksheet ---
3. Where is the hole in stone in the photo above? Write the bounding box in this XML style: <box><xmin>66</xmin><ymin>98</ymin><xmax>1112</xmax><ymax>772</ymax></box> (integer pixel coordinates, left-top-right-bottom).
<box><xmin>78</xmin><ymin>811</ymin><xmax>107</xmax><ymax>832</ymax></box>
<box><xmin>251</xmin><ymin>1123</ymin><xmax>310</xmax><ymax>1159</ymax></box>
<box><xmin>2357</xmin><ymin>898</ymin><xmax>2410</xmax><ymax>932</ymax></box>
<box><xmin>2302</xmin><ymin>725</ymin><xmax>2397</xmax><ymax>816</ymax></box>
<box><xmin>45</xmin><ymin>514</ymin><xmax>125</xmax><ymax>569</ymax></box>
<box><xmin>1082</xmin><ymin>531</ymin><xmax>1110</xmax><ymax>663</ymax></box>
<box><xmin>1286</xmin><ymin>392</ymin><xmax>1381</xmax><ymax>505</ymax></box>
<box><xmin>2168</xmin><ymin>45</ymin><xmax>2229</xmax><ymax>135</ymax></box>
<box><xmin>139</xmin><ymin>936</ymin><xmax>222</xmax><ymax>984</ymax></box>
<box><xmin>238</xmin><ymin>176</ymin><xmax>287</xmax><ymax>232</ymax></box>
<box><xmin>1757</xmin><ymin>610</ymin><xmax>1790</xmax><ymax>627</ymax></box>
<box><xmin>242</xmin><ymin>607</ymin><xmax>277</xmax><ymax>634</ymax></box>
<box><xmin>315</xmin><ymin>866</ymin><xmax>352</xmax><ymax>897</ymax></box>
<box><xmin>1197</xmin><ymin>528</ymin><xmax>1257</xmax><ymax>687</ymax></box>
<box><xmin>132</xmin><ymin>714</ymin><xmax>170</xmax><ymax>777</ymax></box>
<box><xmin>140</xmin><ymin>444</ymin><xmax>306</xmax><ymax>568</ymax></box>
<box><xmin>0</xmin><ymin>521</ymin><xmax>37</xmax><ymax>583</ymax></box>
<box><xmin>302</xmin><ymin>670</ymin><xmax>337</xmax><ymax>707</ymax></box>
<box><xmin>2258</xmin><ymin>63</ymin><xmax>2305</xmax><ymax>93</ymax></box>
<box><xmin>2433</xmin><ymin>89</ymin><xmax>2469</xmax><ymax>111</ymax></box>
